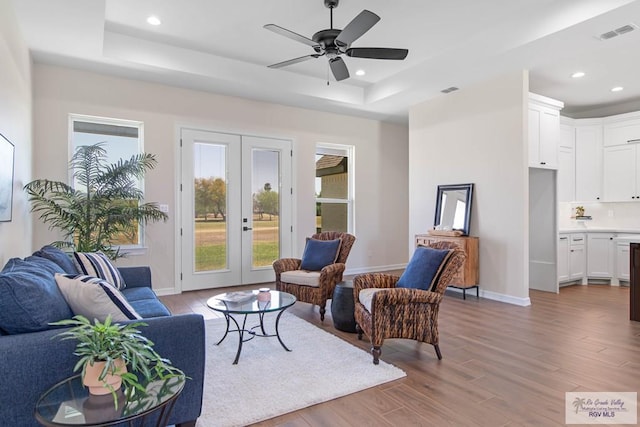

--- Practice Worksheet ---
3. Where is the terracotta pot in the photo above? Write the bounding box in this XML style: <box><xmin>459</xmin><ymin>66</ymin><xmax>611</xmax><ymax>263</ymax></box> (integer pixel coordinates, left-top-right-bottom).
<box><xmin>83</xmin><ymin>359</ymin><xmax>127</xmax><ymax>395</ymax></box>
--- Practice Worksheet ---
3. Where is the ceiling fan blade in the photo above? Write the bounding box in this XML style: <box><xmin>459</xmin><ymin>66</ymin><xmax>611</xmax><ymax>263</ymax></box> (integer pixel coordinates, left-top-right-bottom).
<box><xmin>346</xmin><ymin>48</ymin><xmax>408</xmax><ymax>60</ymax></box>
<box><xmin>335</xmin><ymin>10</ymin><xmax>380</xmax><ymax>47</ymax></box>
<box><xmin>329</xmin><ymin>57</ymin><xmax>349</xmax><ymax>81</ymax></box>
<box><xmin>268</xmin><ymin>54</ymin><xmax>320</xmax><ymax>69</ymax></box>
<box><xmin>264</xmin><ymin>24</ymin><xmax>320</xmax><ymax>48</ymax></box>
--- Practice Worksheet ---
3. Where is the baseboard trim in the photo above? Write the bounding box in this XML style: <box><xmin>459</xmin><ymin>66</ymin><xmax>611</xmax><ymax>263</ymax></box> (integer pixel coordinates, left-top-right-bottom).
<box><xmin>154</xmin><ymin>288</ymin><xmax>179</xmax><ymax>296</ymax></box>
<box><xmin>480</xmin><ymin>289</ymin><xmax>531</xmax><ymax>306</ymax></box>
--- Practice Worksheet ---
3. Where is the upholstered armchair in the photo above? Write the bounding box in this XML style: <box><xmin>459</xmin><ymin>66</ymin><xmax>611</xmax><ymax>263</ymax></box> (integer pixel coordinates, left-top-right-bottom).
<box><xmin>273</xmin><ymin>231</ymin><xmax>356</xmax><ymax>321</ymax></box>
<box><xmin>354</xmin><ymin>241</ymin><xmax>466</xmax><ymax>364</ymax></box>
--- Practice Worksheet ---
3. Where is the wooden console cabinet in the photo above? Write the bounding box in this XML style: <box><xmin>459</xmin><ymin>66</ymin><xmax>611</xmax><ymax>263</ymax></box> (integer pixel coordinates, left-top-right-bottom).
<box><xmin>415</xmin><ymin>234</ymin><xmax>479</xmax><ymax>298</ymax></box>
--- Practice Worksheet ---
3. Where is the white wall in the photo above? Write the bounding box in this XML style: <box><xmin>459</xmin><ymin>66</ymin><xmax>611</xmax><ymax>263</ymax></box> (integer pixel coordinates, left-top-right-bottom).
<box><xmin>409</xmin><ymin>70</ymin><xmax>530</xmax><ymax>304</ymax></box>
<box><xmin>32</xmin><ymin>64</ymin><xmax>409</xmax><ymax>293</ymax></box>
<box><xmin>0</xmin><ymin>0</ymin><xmax>33</xmax><ymax>266</ymax></box>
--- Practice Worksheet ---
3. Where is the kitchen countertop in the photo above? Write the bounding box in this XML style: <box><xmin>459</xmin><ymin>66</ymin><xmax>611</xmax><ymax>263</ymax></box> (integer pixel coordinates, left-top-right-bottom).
<box><xmin>559</xmin><ymin>227</ymin><xmax>640</xmax><ymax>239</ymax></box>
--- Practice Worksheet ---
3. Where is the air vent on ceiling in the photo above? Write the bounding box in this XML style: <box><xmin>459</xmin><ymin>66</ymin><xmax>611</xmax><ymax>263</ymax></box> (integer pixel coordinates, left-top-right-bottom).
<box><xmin>616</xmin><ymin>24</ymin><xmax>636</xmax><ymax>35</ymax></box>
<box><xmin>441</xmin><ymin>86</ymin><xmax>459</xmax><ymax>94</ymax></box>
<box><xmin>600</xmin><ymin>30</ymin><xmax>618</xmax><ymax>40</ymax></box>
<box><xmin>598</xmin><ymin>23</ymin><xmax>637</xmax><ymax>40</ymax></box>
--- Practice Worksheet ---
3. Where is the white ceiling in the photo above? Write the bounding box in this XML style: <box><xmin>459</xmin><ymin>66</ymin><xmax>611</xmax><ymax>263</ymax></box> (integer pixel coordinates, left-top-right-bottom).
<box><xmin>10</xmin><ymin>0</ymin><xmax>640</xmax><ymax>123</ymax></box>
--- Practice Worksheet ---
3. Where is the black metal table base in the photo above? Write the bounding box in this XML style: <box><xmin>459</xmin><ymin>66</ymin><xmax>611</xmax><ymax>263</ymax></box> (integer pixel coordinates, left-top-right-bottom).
<box><xmin>216</xmin><ymin>309</ymin><xmax>291</xmax><ymax>364</ymax></box>
<box><xmin>447</xmin><ymin>284</ymin><xmax>479</xmax><ymax>300</ymax></box>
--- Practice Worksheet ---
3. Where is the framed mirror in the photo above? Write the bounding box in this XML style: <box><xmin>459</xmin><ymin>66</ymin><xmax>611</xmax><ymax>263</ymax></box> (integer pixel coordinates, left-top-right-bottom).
<box><xmin>434</xmin><ymin>183</ymin><xmax>474</xmax><ymax>236</ymax></box>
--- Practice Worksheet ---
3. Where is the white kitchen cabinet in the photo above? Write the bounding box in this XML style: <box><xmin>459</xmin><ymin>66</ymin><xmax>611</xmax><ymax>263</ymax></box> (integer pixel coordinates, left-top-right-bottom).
<box><xmin>587</xmin><ymin>233</ymin><xmax>615</xmax><ymax>278</ymax></box>
<box><xmin>615</xmin><ymin>235</ymin><xmax>640</xmax><ymax>282</ymax></box>
<box><xmin>558</xmin><ymin>124</ymin><xmax>575</xmax><ymax>202</ymax></box>
<box><xmin>575</xmin><ymin>121</ymin><xmax>603</xmax><ymax>202</ymax></box>
<box><xmin>569</xmin><ymin>234</ymin><xmax>586</xmax><ymax>281</ymax></box>
<box><xmin>558</xmin><ymin>235</ymin><xmax>570</xmax><ymax>282</ymax></box>
<box><xmin>603</xmin><ymin>112</ymin><xmax>640</xmax><ymax>147</ymax></box>
<box><xmin>603</xmin><ymin>144</ymin><xmax>640</xmax><ymax>202</ymax></box>
<box><xmin>558</xmin><ymin>233</ymin><xmax>586</xmax><ymax>283</ymax></box>
<box><xmin>529</xmin><ymin>93</ymin><xmax>563</xmax><ymax>169</ymax></box>
<box><xmin>617</xmin><ymin>242</ymin><xmax>631</xmax><ymax>282</ymax></box>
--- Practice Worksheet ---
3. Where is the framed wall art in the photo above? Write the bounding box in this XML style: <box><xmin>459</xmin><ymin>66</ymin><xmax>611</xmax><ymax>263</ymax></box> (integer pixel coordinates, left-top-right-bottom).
<box><xmin>0</xmin><ymin>132</ymin><xmax>15</xmax><ymax>222</ymax></box>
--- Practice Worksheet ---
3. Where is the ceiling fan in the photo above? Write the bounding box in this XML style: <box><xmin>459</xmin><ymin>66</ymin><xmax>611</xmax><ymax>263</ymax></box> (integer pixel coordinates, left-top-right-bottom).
<box><xmin>264</xmin><ymin>0</ymin><xmax>408</xmax><ymax>82</ymax></box>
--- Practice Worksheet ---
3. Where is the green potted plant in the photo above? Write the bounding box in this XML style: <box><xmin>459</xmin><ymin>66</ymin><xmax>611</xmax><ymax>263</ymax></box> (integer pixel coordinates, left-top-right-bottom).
<box><xmin>24</xmin><ymin>143</ymin><xmax>168</xmax><ymax>259</ymax></box>
<box><xmin>52</xmin><ymin>315</ymin><xmax>185</xmax><ymax>407</ymax></box>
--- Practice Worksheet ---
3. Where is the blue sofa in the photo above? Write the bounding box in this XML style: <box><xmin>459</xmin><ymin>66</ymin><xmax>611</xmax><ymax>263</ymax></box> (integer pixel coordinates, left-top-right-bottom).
<box><xmin>0</xmin><ymin>246</ymin><xmax>205</xmax><ymax>427</ymax></box>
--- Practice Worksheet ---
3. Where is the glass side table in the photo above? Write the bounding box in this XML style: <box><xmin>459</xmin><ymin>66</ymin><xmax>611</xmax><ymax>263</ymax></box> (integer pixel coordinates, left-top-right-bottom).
<box><xmin>35</xmin><ymin>374</ymin><xmax>185</xmax><ymax>426</ymax></box>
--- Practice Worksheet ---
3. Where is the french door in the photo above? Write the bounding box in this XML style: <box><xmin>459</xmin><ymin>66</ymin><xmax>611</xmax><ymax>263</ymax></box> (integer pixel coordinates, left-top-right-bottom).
<box><xmin>180</xmin><ymin>129</ymin><xmax>292</xmax><ymax>290</ymax></box>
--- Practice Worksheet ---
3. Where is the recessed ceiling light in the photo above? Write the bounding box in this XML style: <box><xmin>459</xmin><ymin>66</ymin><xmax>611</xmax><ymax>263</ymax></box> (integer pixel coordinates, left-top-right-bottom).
<box><xmin>147</xmin><ymin>15</ymin><xmax>161</xmax><ymax>26</ymax></box>
<box><xmin>355</xmin><ymin>69</ymin><xmax>365</xmax><ymax>76</ymax></box>
<box><xmin>571</xmin><ymin>71</ymin><xmax>585</xmax><ymax>78</ymax></box>
<box><xmin>611</xmin><ymin>86</ymin><xmax>624</xmax><ymax>92</ymax></box>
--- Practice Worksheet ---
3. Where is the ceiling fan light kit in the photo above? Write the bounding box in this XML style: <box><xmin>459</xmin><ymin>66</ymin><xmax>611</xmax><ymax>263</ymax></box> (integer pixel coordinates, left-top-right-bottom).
<box><xmin>264</xmin><ymin>0</ymin><xmax>408</xmax><ymax>82</ymax></box>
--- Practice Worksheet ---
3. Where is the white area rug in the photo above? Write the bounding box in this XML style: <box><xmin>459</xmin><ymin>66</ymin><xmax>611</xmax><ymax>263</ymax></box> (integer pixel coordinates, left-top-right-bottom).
<box><xmin>197</xmin><ymin>312</ymin><xmax>406</xmax><ymax>427</ymax></box>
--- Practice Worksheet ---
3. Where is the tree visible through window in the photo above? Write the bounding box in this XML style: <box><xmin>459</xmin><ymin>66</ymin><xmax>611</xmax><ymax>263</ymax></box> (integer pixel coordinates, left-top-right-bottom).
<box><xmin>70</xmin><ymin>115</ymin><xmax>144</xmax><ymax>247</ymax></box>
<box><xmin>315</xmin><ymin>144</ymin><xmax>353</xmax><ymax>234</ymax></box>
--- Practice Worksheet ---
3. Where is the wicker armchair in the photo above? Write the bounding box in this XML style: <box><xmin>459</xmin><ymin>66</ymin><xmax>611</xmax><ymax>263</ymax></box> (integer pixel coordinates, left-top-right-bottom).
<box><xmin>273</xmin><ymin>231</ymin><xmax>356</xmax><ymax>321</ymax></box>
<box><xmin>354</xmin><ymin>241</ymin><xmax>466</xmax><ymax>364</ymax></box>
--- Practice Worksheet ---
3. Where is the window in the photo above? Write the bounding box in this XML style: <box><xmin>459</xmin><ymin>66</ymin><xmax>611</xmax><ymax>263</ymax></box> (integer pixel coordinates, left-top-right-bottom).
<box><xmin>315</xmin><ymin>144</ymin><xmax>354</xmax><ymax>234</ymax></box>
<box><xmin>70</xmin><ymin>114</ymin><xmax>144</xmax><ymax>247</ymax></box>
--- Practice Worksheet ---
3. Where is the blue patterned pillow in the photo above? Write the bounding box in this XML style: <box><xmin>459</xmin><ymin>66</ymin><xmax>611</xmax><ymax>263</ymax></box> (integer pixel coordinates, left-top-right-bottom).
<box><xmin>397</xmin><ymin>246</ymin><xmax>452</xmax><ymax>292</ymax></box>
<box><xmin>55</xmin><ymin>274</ymin><xmax>141</xmax><ymax>322</ymax></box>
<box><xmin>300</xmin><ymin>238</ymin><xmax>342</xmax><ymax>271</ymax></box>
<box><xmin>73</xmin><ymin>252</ymin><xmax>126</xmax><ymax>290</ymax></box>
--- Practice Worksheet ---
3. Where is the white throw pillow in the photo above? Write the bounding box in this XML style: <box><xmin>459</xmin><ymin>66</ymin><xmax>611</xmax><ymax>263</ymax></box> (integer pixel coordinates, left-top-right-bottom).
<box><xmin>55</xmin><ymin>274</ymin><xmax>141</xmax><ymax>322</ymax></box>
<box><xmin>73</xmin><ymin>252</ymin><xmax>126</xmax><ymax>290</ymax></box>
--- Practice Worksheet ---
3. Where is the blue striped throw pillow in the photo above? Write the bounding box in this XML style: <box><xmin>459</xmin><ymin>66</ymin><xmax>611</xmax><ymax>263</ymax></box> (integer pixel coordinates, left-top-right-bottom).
<box><xmin>73</xmin><ymin>252</ymin><xmax>126</xmax><ymax>290</ymax></box>
<box><xmin>54</xmin><ymin>274</ymin><xmax>141</xmax><ymax>322</ymax></box>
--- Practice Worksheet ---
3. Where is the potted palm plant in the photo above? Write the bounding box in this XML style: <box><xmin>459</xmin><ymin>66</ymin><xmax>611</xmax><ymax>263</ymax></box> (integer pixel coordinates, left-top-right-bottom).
<box><xmin>24</xmin><ymin>143</ymin><xmax>167</xmax><ymax>259</ymax></box>
<box><xmin>52</xmin><ymin>315</ymin><xmax>184</xmax><ymax>407</ymax></box>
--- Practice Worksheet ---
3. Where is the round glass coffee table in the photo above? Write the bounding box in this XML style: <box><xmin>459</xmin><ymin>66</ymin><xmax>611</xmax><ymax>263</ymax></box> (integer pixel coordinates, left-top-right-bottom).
<box><xmin>207</xmin><ymin>289</ymin><xmax>296</xmax><ymax>364</ymax></box>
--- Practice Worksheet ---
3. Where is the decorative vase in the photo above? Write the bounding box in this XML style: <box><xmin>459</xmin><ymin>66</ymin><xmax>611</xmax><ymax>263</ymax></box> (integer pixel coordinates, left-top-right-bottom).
<box><xmin>83</xmin><ymin>358</ymin><xmax>127</xmax><ymax>395</ymax></box>
<box><xmin>257</xmin><ymin>288</ymin><xmax>271</xmax><ymax>302</ymax></box>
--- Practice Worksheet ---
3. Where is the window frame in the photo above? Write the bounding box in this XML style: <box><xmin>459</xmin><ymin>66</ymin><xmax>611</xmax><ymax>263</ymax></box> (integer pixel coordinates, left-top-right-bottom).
<box><xmin>68</xmin><ymin>114</ymin><xmax>146</xmax><ymax>252</ymax></box>
<box><xmin>315</xmin><ymin>143</ymin><xmax>355</xmax><ymax>234</ymax></box>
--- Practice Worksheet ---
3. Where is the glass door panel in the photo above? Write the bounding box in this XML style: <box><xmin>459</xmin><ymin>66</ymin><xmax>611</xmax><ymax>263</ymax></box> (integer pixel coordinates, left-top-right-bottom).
<box><xmin>193</xmin><ymin>143</ymin><xmax>227</xmax><ymax>272</ymax></box>
<box><xmin>181</xmin><ymin>129</ymin><xmax>241</xmax><ymax>290</ymax></box>
<box><xmin>251</xmin><ymin>149</ymin><xmax>280</xmax><ymax>268</ymax></box>
<box><xmin>242</xmin><ymin>136</ymin><xmax>291</xmax><ymax>284</ymax></box>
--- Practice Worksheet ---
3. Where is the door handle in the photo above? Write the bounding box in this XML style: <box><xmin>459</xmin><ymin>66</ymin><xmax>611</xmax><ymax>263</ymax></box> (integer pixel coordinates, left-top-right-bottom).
<box><xmin>243</xmin><ymin>226</ymin><xmax>253</xmax><ymax>231</ymax></box>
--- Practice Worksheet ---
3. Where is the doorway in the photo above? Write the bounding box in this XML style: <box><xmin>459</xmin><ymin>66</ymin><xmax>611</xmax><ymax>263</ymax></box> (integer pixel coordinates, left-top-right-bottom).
<box><xmin>529</xmin><ymin>168</ymin><xmax>559</xmax><ymax>293</ymax></box>
<box><xmin>180</xmin><ymin>129</ymin><xmax>292</xmax><ymax>290</ymax></box>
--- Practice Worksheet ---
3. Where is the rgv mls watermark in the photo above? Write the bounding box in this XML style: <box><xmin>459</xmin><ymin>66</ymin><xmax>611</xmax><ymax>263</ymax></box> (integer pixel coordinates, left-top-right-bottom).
<box><xmin>566</xmin><ymin>392</ymin><xmax>637</xmax><ymax>424</ymax></box>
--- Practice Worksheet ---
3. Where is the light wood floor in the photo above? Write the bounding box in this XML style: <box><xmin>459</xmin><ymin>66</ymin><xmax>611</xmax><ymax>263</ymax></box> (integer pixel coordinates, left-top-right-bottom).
<box><xmin>160</xmin><ymin>282</ymin><xmax>640</xmax><ymax>426</ymax></box>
